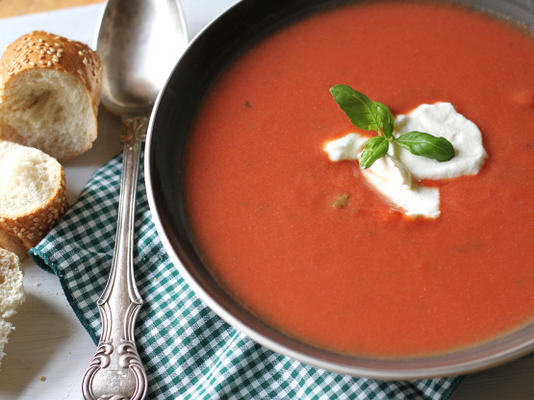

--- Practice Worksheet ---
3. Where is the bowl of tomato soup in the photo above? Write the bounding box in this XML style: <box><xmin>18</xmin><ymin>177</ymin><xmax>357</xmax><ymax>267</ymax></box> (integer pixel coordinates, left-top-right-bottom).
<box><xmin>145</xmin><ymin>0</ymin><xmax>534</xmax><ymax>378</ymax></box>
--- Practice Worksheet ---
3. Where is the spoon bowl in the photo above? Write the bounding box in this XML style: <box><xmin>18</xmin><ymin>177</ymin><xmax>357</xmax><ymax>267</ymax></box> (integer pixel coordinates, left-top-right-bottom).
<box><xmin>97</xmin><ymin>0</ymin><xmax>187</xmax><ymax>116</ymax></box>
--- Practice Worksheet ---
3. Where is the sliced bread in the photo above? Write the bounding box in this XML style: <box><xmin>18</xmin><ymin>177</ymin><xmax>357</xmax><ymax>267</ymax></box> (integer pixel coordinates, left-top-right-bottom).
<box><xmin>0</xmin><ymin>249</ymin><xmax>24</xmax><ymax>319</ymax></box>
<box><xmin>0</xmin><ymin>31</ymin><xmax>103</xmax><ymax>161</ymax></box>
<box><xmin>0</xmin><ymin>248</ymin><xmax>24</xmax><ymax>369</ymax></box>
<box><xmin>0</xmin><ymin>140</ymin><xmax>67</xmax><ymax>249</ymax></box>
<box><xmin>0</xmin><ymin>319</ymin><xmax>14</xmax><ymax>369</ymax></box>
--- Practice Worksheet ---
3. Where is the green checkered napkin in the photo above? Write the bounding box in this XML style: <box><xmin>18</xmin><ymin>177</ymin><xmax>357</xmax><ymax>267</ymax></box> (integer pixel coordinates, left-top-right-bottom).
<box><xmin>30</xmin><ymin>152</ymin><xmax>461</xmax><ymax>399</ymax></box>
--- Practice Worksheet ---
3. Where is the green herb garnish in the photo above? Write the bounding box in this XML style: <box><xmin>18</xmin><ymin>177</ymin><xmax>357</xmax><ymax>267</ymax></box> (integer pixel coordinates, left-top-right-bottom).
<box><xmin>330</xmin><ymin>84</ymin><xmax>455</xmax><ymax>168</ymax></box>
<box><xmin>331</xmin><ymin>193</ymin><xmax>350</xmax><ymax>208</ymax></box>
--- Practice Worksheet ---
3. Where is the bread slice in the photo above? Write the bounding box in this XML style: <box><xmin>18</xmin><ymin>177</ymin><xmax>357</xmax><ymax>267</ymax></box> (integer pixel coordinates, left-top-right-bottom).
<box><xmin>0</xmin><ymin>140</ymin><xmax>67</xmax><ymax>249</ymax></box>
<box><xmin>0</xmin><ymin>249</ymin><xmax>24</xmax><ymax>369</ymax></box>
<box><xmin>0</xmin><ymin>249</ymin><xmax>24</xmax><ymax>319</ymax></box>
<box><xmin>0</xmin><ymin>319</ymin><xmax>14</xmax><ymax>369</ymax></box>
<box><xmin>0</xmin><ymin>31</ymin><xmax>102</xmax><ymax>161</ymax></box>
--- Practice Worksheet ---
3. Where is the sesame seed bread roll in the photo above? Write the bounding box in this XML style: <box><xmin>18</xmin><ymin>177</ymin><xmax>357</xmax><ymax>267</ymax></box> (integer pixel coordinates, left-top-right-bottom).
<box><xmin>0</xmin><ymin>140</ymin><xmax>67</xmax><ymax>249</ymax></box>
<box><xmin>0</xmin><ymin>248</ymin><xmax>25</xmax><ymax>369</ymax></box>
<box><xmin>0</xmin><ymin>31</ymin><xmax>102</xmax><ymax>161</ymax></box>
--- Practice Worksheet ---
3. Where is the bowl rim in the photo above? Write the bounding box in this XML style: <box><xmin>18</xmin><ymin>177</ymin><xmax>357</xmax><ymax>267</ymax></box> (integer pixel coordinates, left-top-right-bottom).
<box><xmin>144</xmin><ymin>0</ymin><xmax>534</xmax><ymax>380</ymax></box>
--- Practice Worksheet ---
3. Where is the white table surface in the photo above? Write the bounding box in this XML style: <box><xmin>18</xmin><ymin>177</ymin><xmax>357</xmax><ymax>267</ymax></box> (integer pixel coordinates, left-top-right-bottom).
<box><xmin>0</xmin><ymin>1</ymin><xmax>532</xmax><ymax>399</ymax></box>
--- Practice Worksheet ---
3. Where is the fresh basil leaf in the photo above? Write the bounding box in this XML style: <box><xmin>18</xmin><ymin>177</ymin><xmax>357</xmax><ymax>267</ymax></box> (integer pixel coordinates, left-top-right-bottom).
<box><xmin>374</xmin><ymin>101</ymin><xmax>395</xmax><ymax>138</ymax></box>
<box><xmin>330</xmin><ymin>85</ymin><xmax>384</xmax><ymax>133</ymax></box>
<box><xmin>395</xmin><ymin>131</ymin><xmax>455</xmax><ymax>162</ymax></box>
<box><xmin>359</xmin><ymin>136</ymin><xmax>389</xmax><ymax>169</ymax></box>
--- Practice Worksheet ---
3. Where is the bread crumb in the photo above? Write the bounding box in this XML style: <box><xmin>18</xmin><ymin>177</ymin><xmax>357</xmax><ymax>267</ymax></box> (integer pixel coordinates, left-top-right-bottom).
<box><xmin>39</xmin><ymin>375</ymin><xmax>47</xmax><ymax>382</ymax></box>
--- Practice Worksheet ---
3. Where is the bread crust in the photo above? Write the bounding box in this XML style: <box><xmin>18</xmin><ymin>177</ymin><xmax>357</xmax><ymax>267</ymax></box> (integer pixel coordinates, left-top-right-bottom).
<box><xmin>0</xmin><ymin>168</ymin><xmax>67</xmax><ymax>249</ymax></box>
<box><xmin>0</xmin><ymin>230</ymin><xmax>26</xmax><ymax>261</ymax></box>
<box><xmin>0</xmin><ymin>31</ymin><xmax>102</xmax><ymax>161</ymax></box>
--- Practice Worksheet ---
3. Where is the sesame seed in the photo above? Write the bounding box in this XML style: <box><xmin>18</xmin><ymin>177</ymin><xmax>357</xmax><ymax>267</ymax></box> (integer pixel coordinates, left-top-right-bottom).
<box><xmin>47</xmin><ymin>61</ymin><xmax>52</xmax><ymax>66</ymax></box>
<box><xmin>38</xmin><ymin>38</ymin><xmax>43</xmax><ymax>43</ymax></box>
<box><xmin>52</xmin><ymin>56</ymin><xmax>59</xmax><ymax>63</ymax></box>
<box><xmin>83</xmin><ymin>57</ymin><xmax>88</xmax><ymax>65</ymax></box>
<box><xmin>30</xmin><ymin>61</ymin><xmax>36</xmax><ymax>66</ymax></box>
<box><xmin>78</xmin><ymin>50</ymin><xmax>84</xmax><ymax>56</ymax></box>
<box><xmin>39</xmin><ymin>49</ymin><xmax>44</xmax><ymax>55</ymax></box>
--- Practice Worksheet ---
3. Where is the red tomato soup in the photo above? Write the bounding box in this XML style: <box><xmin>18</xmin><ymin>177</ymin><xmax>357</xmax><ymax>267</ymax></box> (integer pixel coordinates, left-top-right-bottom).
<box><xmin>185</xmin><ymin>1</ymin><xmax>534</xmax><ymax>357</ymax></box>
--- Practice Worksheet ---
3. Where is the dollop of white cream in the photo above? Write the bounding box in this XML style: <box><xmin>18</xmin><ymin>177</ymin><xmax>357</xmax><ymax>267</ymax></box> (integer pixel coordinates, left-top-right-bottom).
<box><xmin>361</xmin><ymin>157</ymin><xmax>440</xmax><ymax>218</ymax></box>
<box><xmin>322</xmin><ymin>102</ymin><xmax>487</xmax><ymax>218</ymax></box>
<box><xmin>394</xmin><ymin>102</ymin><xmax>487</xmax><ymax>179</ymax></box>
<box><xmin>323</xmin><ymin>133</ymin><xmax>368</xmax><ymax>161</ymax></box>
<box><xmin>323</xmin><ymin>135</ymin><xmax>440</xmax><ymax>218</ymax></box>
<box><xmin>365</xmin><ymin>154</ymin><xmax>413</xmax><ymax>189</ymax></box>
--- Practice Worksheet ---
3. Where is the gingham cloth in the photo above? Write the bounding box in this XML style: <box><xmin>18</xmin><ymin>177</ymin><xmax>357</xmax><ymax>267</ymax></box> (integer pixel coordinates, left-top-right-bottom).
<box><xmin>30</xmin><ymin>152</ymin><xmax>461</xmax><ymax>399</ymax></box>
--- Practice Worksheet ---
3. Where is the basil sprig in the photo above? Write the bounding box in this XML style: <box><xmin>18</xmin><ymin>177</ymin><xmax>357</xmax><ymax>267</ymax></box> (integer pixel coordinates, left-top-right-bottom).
<box><xmin>330</xmin><ymin>84</ymin><xmax>455</xmax><ymax>168</ymax></box>
<box><xmin>359</xmin><ymin>136</ymin><xmax>389</xmax><ymax>168</ymax></box>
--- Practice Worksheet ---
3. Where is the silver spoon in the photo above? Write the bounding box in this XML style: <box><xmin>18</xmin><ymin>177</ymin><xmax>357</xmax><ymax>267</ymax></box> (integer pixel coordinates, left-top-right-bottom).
<box><xmin>81</xmin><ymin>1</ymin><xmax>187</xmax><ymax>399</ymax></box>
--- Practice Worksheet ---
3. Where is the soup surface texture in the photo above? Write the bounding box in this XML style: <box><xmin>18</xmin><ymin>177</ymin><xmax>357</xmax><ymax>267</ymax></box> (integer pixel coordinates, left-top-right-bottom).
<box><xmin>185</xmin><ymin>1</ymin><xmax>534</xmax><ymax>357</ymax></box>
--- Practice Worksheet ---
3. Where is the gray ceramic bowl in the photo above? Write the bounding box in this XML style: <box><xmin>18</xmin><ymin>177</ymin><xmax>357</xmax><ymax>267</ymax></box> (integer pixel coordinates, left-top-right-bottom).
<box><xmin>144</xmin><ymin>0</ymin><xmax>534</xmax><ymax>379</ymax></box>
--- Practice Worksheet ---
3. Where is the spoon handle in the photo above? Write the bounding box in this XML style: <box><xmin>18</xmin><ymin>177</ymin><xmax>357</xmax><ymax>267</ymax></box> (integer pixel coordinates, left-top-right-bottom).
<box><xmin>82</xmin><ymin>117</ymin><xmax>148</xmax><ymax>400</ymax></box>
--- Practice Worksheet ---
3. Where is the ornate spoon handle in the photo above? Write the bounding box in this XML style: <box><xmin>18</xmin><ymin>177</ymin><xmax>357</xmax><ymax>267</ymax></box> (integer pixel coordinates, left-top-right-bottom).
<box><xmin>82</xmin><ymin>117</ymin><xmax>148</xmax><ymax>400</ymax></box>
